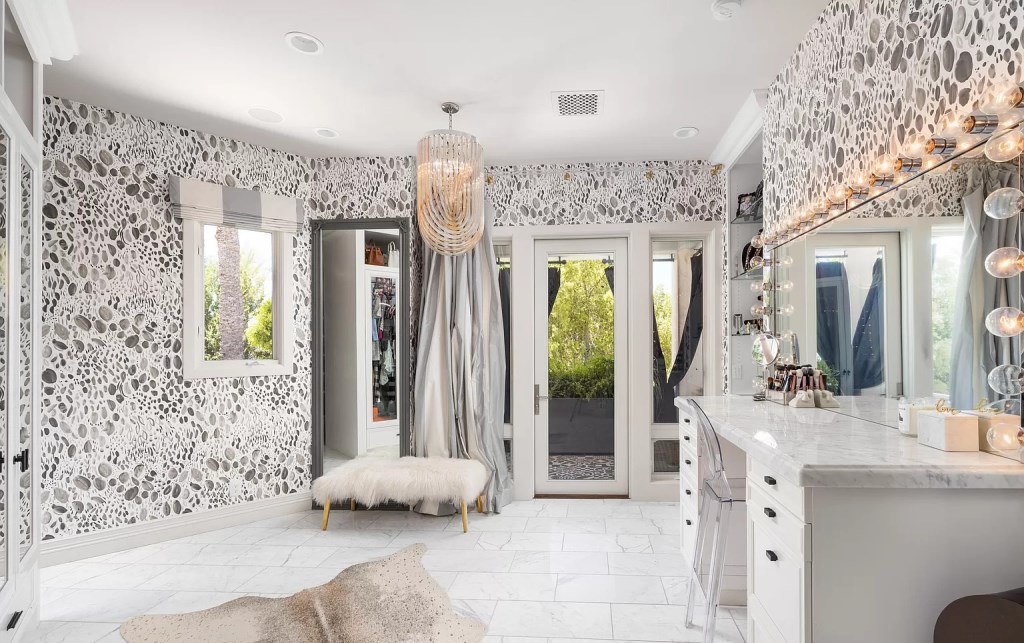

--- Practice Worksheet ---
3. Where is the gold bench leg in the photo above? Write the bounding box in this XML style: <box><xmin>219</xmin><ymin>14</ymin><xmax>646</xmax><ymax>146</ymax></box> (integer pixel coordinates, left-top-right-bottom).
<box><xmin>351</xmin><ymin>498</ymin><xmax>357</xmax><ymax>511</ymax></box>
<box><xmin>476</xmin><ymin>495</ymin><xmax>484</xmax><ymax>514</ymax></box>
<box><xmin>460</xmin><ymin>501</ymin><xmax>468</xmax><ymax>533</ymax></box>
<box><xmin>321</xmin><ymin>497</ymin><xmax>331</xmax><ymax>531</ymax></box>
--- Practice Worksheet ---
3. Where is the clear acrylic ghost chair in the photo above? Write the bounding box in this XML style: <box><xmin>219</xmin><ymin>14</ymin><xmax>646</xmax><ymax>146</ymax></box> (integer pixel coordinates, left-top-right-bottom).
<box><xmin>683</xmin><ymin>399</ymin><xmax>743</xmax><ymax>643</ymax></box>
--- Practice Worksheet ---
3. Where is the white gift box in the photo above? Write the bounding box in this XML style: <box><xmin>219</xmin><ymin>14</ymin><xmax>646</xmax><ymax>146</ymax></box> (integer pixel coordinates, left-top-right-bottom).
<box><xmin>916</xmin><ymin>411</ymin><xmax>979</xmax><ymax>452</ymax></box>
<box><xmin>897</xmin><ymin>399</ymin><xmax>931</xmax><ymax>437</ymax></box>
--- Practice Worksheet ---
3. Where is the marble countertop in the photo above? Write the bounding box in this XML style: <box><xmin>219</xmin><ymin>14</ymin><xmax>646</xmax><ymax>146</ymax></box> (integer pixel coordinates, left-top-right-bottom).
<box><xmin>678</xmin><ymin>395</ymin><xmax>1024</xmax><ymax>489</ymax></box>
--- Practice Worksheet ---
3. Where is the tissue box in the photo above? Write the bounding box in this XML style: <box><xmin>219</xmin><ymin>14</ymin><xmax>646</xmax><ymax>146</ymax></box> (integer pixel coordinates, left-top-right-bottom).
<box><xmin>916</xmin><ymin>411</ymin><xmax>979</xmax><ymax>452</ymax></box>
<box><xmin>962</xmin><ymin>411</ymin><xmax>1021</xmax><ymax>455</ymax></box>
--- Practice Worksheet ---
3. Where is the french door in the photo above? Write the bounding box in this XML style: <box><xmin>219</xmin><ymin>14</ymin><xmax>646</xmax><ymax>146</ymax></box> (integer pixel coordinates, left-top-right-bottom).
<box><xmin>803</xmin><ymin>232</ymin><xmax>903</xmax><ymax>397</ymax></box>
<box><xmin>534</xmin><ymin>238</ymin><xmax>628</xmax><ymax>495</ymax></box>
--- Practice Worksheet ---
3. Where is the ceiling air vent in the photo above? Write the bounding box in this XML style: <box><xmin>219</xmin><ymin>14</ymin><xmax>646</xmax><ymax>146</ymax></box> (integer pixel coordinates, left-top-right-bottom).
<box><xmin>552</xmin><ymin>91</ymin><xmax>604</xmax><ymax>117</ymax></box>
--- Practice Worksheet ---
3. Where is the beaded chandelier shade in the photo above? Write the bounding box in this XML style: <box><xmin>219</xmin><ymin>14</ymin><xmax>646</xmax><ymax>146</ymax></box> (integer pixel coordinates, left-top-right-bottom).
<box><xmin>416</xmin><ymin>103</ymin><xmax>485</xmax><ymax>256</ymax></box>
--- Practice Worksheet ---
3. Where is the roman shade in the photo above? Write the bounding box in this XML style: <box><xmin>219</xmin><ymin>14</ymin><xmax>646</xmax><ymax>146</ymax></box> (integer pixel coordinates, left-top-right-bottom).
<box><xmin>169</xmin><ymin>176</ymin><xmax>304</xmax><ymax>234</ymax></box>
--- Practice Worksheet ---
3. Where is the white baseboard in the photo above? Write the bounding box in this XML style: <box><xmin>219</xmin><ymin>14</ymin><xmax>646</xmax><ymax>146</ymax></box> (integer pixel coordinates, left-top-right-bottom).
<box><xmin>41</xmin><ymin>492</ymin><xmax>313</xmax><ymax>567</ymax></box>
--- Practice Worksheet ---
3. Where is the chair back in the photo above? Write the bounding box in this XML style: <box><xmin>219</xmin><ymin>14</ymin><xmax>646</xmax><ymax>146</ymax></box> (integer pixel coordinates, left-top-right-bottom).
<box><xmin>685</xmin><ymin>399</ymin><xmax>733</xmax><ymax>502</ymax></box>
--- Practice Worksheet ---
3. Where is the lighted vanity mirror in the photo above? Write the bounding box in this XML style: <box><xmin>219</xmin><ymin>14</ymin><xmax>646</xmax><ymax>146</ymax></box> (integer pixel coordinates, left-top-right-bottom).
<box><xmin>758</xmin><ymin>127</ymin><xmax>1023</xmax><ymax>462</ymax></box>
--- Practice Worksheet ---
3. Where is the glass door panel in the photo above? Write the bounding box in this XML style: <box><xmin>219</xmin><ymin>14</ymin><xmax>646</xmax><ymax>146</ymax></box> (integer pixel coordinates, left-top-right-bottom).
<box><xmin>534</xmin><ymin>238</ymin><xmax>628</xmax><ymax>495</ymax></box>
<box><xmin>0</xmin><ymin>125</ymin><xmax>8</xmax><ymax>589</ymax></box>
<box><xmin>366</xmin><ymin>271</ymin><xmax>399</xmax><ymax>426</ymax></box>
<box><xmin>17</xmin><ymin>158</ymin><xmax>31</xmax><ymax>558</ymax></box>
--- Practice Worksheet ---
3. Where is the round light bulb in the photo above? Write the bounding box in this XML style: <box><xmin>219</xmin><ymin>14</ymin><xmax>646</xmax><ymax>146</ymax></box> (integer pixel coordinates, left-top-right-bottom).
<box><xmin>988</xmin><ymin>364</ymin><xmax>1024</xmax><ymax>395</ymax></box>
<box><xmin>984</xmin><ymin>129</ymin><xmax>1024</xmax><ymax>163</ymax></box>
<box><xmin>986</xmin><ymin>425</ymin><xmax>1024</xmax><ymax>450</ymax></box>
<box><xmin>828</xmin><ymin>184</ymin><xmax>851</xmax><ymax>204</ymax></box>
<box><xmin>984</xmin><ymin>187</ymin><xmax>1024</xmax><ymax>220</ymax></box>
<box><xmin>751</xmin><ymin>280</ymin><xmax>766</xmax><ymax>293</ymax></box>
<box><xmin>850</xmin><ymin>170</ymin><xmax>873</xmax><ymax>188</ymax></box>
<box><xmin>778</xmin><ymin>304</ymin><xmax>795</xmax><ymax>316</ymax></box>
<box><xmin>873</xmin><ymin>153</ymin><xmax>898</xmax><ymax>176</ymax></box>
<box><xmin>983</xmin><ymin>82</ymin><xmax>1024</xmax><ymax>115</ymax></box>
<box><xmin>921</xmin><ymin>154</ymin><xmax>943</xmax><ymax>170</ymax></box>
<box><xmin>751</xmin><ymin>234</ymin><xmax>764</xmax><ymax>249</ymax></box>
<box><xmin>749</xmin><ymin>255</ymin><xmax>764</xmax><ymax>269</ymax></box>
<box><xmin>903</xmin><ymin>138</ymin><xmax>929</xmax><ymax>158</ymax></box>
<box><xmin>939</xmin><ymin>112</ymin><xmax>966</xmax><ymax>138</ymax></box>
<box><xmin>985</xmin><ymin>306</ymin><xmax>1024</xmax><ymax>337</ymax></box>
<box><xmin>778</xmin><ymin>255</ymin><xmax>794</xmax><ymax>267</ymax></box>
<box><xmin>751</xmin><ymin>304</ymin><xmax>767</xmax><ymax>317</ymax></box>
<box><xmin>777</xmin><ymin>280</ymin><xmax>794</xmax><ymax>291</ymax></box>
<box><xmin>984</xmin><ymin>247</ymin><xmax>1024</xmax><ymax>278</ymax></box>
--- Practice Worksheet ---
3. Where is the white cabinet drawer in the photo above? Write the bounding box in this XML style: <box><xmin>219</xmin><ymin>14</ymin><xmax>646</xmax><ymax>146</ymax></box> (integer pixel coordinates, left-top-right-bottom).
<box><xmin>748</xmin><ymin>483</ymin><xmax>810</xmax><ymax>562</ymax></box>
<box><xmin>750</xmin><ymin>521</ymin><xmax>806</xmax><ymax>643</ymax></box>
<box><xmin>681</xmin><ymin>502</ymin><xmax>697</xmax><ymax>563</ymax></box>
<box><xmin>366</xmin><ymin>425</ymin><xmax>400</xmax><ymax>450</ymax></box>
<box><xmin>748</xmin><ymin>458</ymin><xmax>807</xmax><ymax>521</ymax></box>
<box><xmin>748</xmin><ymin>594</ymin><xmax>787</xmax><ymax>643</ymax></box>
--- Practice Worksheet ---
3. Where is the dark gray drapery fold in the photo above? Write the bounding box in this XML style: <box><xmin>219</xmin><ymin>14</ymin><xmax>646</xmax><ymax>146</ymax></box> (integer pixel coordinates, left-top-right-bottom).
<box><xmin>498</xmin><ymin>268</ymin><xmax>512</xmax><ymax>425</ymax></box>
<box><xmin>853</xmin><ymin>258</ymin><xmax>885</xmax><ymax>392</ymax></box>
<box><xmin>413</xmin><ymin>204</ymin><xmax>510</xmax><ymax>514</ymax></box>
<box><xmin>548</xmin><ymin>267</ymin><xmax>561</xmax><ymax>315</ymax></box>
<box><xmin>667</xmin><ymin>253</ymin><xmax>704</xmax><ymax>390</ymax></box>
<box><xmin>950</xmin><ymin>165</ymin><xmax>1022</xmax><ymax>409</ymax></box>
<box><xmin>816</xmin><ymin>260</ymin><xmax>853</xmax><ymax>395</ymax></box>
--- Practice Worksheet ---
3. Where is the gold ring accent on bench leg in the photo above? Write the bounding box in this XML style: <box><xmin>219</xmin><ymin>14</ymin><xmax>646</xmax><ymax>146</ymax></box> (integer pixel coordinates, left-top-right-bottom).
<box><xmin>351</xmin><ymin>498</ymin><xmax>356</xmax><ymax>511</ymax></box>
<box><xmin>476</xmin><ymin>495</ymin><xmax>484</xmax><ymax>514</ymax></box>
<box><xmin>461</xmin><ymin>501</ymin><xmax>468</xmax><ymax>533</ymax></box>
<box><xmin>322</xmin><ymin>497</ymin><xmax>331</xmax><ymax>531</ymax></box>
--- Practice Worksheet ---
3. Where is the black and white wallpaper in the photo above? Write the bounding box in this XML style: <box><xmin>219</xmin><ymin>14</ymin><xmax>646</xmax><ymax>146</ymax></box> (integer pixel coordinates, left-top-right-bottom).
<box><xmin>764</xmin><ymin>0</ymin><xmax>1024</xmax><ymax>227</ymax></box>
<box><xmin>42</xmin><ymin>97</ymin><xmax>726</xmax><ymax>539</ymax></box>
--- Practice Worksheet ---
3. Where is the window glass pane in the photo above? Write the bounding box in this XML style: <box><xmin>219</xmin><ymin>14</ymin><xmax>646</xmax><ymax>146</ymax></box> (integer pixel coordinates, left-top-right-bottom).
<box><xmin>203</xmin><ymin>225</ymin><xmax>274</xmax><ymax>361</ymax></box>
<box><xmin>653</xmin><ymin>439</ymin><xmax>680</xmax><ymax>473</ymax></box>
<box><xmin>652</xmin><ymin>241</ymin><xmax>705</xmax><ymax>423</ymax></box>
<box><xmin>495</xmin><ymin>243</ymin><xmax>512</xmax><ymax>479</ymax></box>
<box><xmin>931</xmin><ymin>230</ymin><xmax>963</xmax><ymax>396</ymax></box>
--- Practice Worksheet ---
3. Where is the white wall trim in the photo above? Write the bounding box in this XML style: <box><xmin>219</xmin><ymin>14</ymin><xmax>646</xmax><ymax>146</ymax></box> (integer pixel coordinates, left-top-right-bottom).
<box><xmin>710</xmin><ymin>89</ymin><xmax>768</xmax><ymax>169</ymax></box>
<box><xmin>8</xmin><ymin>0</ymin><xmax>79</xmax><ymax>65</ymax></box>
<box><xmin>40</xmin><ymin>492</ymin><xmax>312</xmax><ymax>567</ymax></box>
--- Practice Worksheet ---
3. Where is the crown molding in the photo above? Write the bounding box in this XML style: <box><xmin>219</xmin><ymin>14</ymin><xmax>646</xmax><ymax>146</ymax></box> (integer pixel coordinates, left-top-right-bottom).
<box><xmin>710</xmin><ymin>89</ymin><xmax>768</xmax><ymax>170</ymax></box>
<box><xmin>8</xmin><ymin>0</ymin><xmax>78</xmax><ymax>65</ymax></box>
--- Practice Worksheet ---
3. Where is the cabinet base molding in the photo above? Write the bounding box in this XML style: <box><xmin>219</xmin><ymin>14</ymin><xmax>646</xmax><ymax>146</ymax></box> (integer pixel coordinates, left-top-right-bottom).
<box><xmin>40</xmin><ymin>492</ymin><xmax>313</xmax><ymax>567</ymax></box>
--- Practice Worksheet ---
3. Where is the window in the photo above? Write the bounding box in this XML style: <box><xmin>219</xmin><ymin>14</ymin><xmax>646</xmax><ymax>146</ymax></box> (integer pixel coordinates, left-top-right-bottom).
<box><xmin>495</xmin><ymin>242</ymin><xmax>513</xmax><ymax>480</ymax></box>
<box><xmin>931</xmin><ymin>227</ymin><xmax>963</xmax><ymax>396</ymax></box>
<box><xmin>183</xmin><ymin>220</ymin><xmax>293</xmax><ymax>378</ymax></box>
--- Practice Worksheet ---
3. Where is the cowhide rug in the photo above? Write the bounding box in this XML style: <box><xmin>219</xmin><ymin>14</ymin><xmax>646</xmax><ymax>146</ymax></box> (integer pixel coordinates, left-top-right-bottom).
<box><xmin>120</xmin><ymin>544</ymin><xmax>486</xmax><ymax>642</ymax></box>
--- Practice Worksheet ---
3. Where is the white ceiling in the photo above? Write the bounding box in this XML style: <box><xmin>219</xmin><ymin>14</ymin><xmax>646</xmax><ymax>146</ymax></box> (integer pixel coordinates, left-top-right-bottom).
<box><xmin>47</xmin><ymin>1</ymin><xmax>829</xmax><ymax>164</ymax></box>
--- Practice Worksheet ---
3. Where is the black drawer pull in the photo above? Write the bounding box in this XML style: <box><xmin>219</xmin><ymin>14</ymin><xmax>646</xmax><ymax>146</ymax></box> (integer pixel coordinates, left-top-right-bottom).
<box><xmin>683</xmin><ymin>436</ymin><xmax>690</xmax><ymax>441</ymax></box>
<box><xmin>6</xmin><ymin>611</ymin><xmax>21</xmax><ymax>631</ymax></box>
<box><xmin>684</xmin><ymin>459</ymin><xmax>692</xmax><ymax>465</ymax></box>
<box><xmin>683</xmin><ymin>418</ymin><xmax>691</xmax><ymax>424</ymax></box>
<box><xmin>765</xmin><ymin>550</ymin><xmax>779</xmax><ymax>562</ymax></box>
<box><xmin>764</xmin><ymin>475</ymin><xmax>777</xmax><ymax>486</ymax></box>
<box><xmin>764</xmin><ymin>507</ymin><xmax>776</xmax><ymax>518</ymax></box>
<box><xmin>685</xmin><ymin>489</ymin><xmax>692</xmax><ymax>496</ymax></box>
<box><xmin>685</xmin><ymin>519</ymin><xmax>692</xmax><ymax>526</ymax></box>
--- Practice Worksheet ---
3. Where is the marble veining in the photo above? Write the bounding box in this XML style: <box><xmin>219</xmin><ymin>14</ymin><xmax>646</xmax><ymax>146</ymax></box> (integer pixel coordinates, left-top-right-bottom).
<box><xmin>680</xmin><ymin>396</ymin><xmax>1024</xmax><ymax>489</ymax></box>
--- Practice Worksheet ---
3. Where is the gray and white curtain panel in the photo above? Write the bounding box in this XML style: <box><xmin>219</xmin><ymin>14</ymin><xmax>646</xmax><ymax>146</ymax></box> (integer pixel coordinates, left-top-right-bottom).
<box><xmin>414</xmin><ymin>202</ymin><xmax>510</xmax><ymax>514</ymax></box>
<box><xmin>169</xmin><ymin>176</ymin><xmax>304</xmax><ymax>233</ymax></box>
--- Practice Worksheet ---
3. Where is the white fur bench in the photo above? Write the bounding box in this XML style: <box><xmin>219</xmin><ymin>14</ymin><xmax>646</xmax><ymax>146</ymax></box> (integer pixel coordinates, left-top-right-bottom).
<box><xmin>312</xmin><ymin>456</ymin><xmax>489</xmax><ymax>533</ymax></box>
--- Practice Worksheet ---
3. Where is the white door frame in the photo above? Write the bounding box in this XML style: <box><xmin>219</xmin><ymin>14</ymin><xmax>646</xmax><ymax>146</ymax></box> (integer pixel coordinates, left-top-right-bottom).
<box><xmin>533</xmin><ymin>237</ymin><xmax>629</xmax><ymax>495</ymax></box>
<box><xmin>491</xmin><ymin>221</ymin><xmax>723</xmax><ymax>502</ymax></box>
<box><xmin>802</xmin><ymin>232</ymin><xmax>903</xmax><ymax>397</ymax></box>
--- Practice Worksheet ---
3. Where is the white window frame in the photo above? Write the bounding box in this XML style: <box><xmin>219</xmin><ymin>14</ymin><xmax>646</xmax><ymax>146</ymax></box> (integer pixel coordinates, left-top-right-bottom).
<box><xmin>182</xmin><ymin>219</ymin><xmax>294</xmax><ymax>379</ymax></box>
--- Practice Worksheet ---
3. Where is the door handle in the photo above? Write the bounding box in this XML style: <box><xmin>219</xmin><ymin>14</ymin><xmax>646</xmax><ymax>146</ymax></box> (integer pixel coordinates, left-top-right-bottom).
<box><xmin>11</xmin><ymin>449</ymin><xmax>27</xmax><ymax>474</ymax></box>
<box><xmin>534</xmin><ymin>384</ymin><xmax>548</xmax><ymax>415</ymax></box>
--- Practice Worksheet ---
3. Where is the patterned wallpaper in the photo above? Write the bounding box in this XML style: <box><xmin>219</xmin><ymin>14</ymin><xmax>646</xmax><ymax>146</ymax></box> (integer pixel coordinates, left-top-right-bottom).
<box><xmin>764</xmin><ymin>0</ymin><xmax>1024</xmax><ymax>227</ymax></box>
<box><xmin>42</xmin><ymin>98</ymin><xmax>725</xmax><ymax>539</ymax></box>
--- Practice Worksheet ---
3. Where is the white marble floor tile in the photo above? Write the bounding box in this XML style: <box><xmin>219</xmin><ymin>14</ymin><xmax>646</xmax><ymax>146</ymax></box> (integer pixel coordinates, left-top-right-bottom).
<box><xmin>475</xmin><ymin>532</ymin><xmax>563</xmax><ymax>551</ymax></box>
<box><xmin>36</xmin><ymin>621</ymin><xmax>121</xmax><ymax>643</ymax></box>
<box><xmin>605</xmin><ymin>517</ymin><xmax>664</xmax><ymax>535</ymax></box>
<box><xmin>497</xmin><ymin>501</ymin><xmax>568</xmax><ymax>518</ymax></box>
<box><xmin>304</xmin><ymin>528</ymin><xmax>399</xmax><ymax>548</ymax></box>
<box><xmin>42</xmin><ymin>589</ymin><xmax>173</xmax><ymax>623</ymax></box>
<box><xmin>186</xmin><ymin>544</ymin><xmax>297</xmax><ymax>567</ymax></box>
<box><xmin>74</xmin><ymin>564</ymin><xmax>175</xmax><ymax>590</ymax></box>
<box><xmin>234</xmin><ymin>566</ymin><xmax>343</xmax><ymax>594</ymax></box>
<box><xmin>488</xmin><ymin>601</ymin><xmax>613</xmax><ymax>639</ymax></box>
<box><xmin>371</xmin><ymin>513</ymin><xmax>454</xmax><ymax>531</ymax></box>
<box><xmin>449</xmin><ymin>572</ymin><xmax>558</xmax><ymax>601</ymax></box>
<box><xmin>639</xmin><ymin>503</ymin><xmax>680</xmax><ymax>519</ymax></box>
<box><xmin>168</xmin><ymin>526</ymin><xmax>245</xmax><ymax>545</ymax></box>
<box><xmin>648</xmin><ymin>534</ymin><xmax>682</xmax><ymax>553</ymax></box>
<box><xmin>608</xmin><ymin>552</ymin><xmax>688</xmax><ymax>576</ymax></box>
<box><xmin>451</xmin><ymin>598</ymin><xmax>497</xmax><ymax>624</ymax></box>
<box><xmin>95</xmin><ymin>630</ymin><xmax>127</xmax><ymax>643</ymax></box>
<box><xmin>612</xmin><ymin>604</ymin><xmax>744</xmax><ymax>642</ymax></box>
<box><xmin>562</xmin><ymin>534</ymin><xmax>652</xmax><ymax>553</ymax></box>
<box><xmin>220</xmin><ymin>527</ymin><xmax>316</xmax><ymax>547</ymax></box>
<box><xmin>105</xmin><ymin>542</ymin><xmax>208</xmax><ymax>565</ymax></box>
<box><xmin>280</xmin><ymin>545</ymin><xmax>340</xmax><ymax>567</ymax></box>
<box><xmin>137</xmin><ymin>564</ymin><xmax>265</xmax><ymax>592</ymax></box>
<box><xmin>41</xmin><ymin>563</ymin><xmax>127</xmax><ymax>588</ymax></box>
<box><xmin>426</xmin><ymin>570</ymin><xmax>458</xmax><ymax>589</ymax></box>
<box><xmin>652</xmin><ymin>518</ymin><xmax>681</xmax><ymax>535</ymax></box>
<box><xmin>662</xmin><ymin>576</ymin><xmax>691</xmax><ymax>604</ymax></box>
<box><xmin>523</xmin><ymin>517</ymin><xmax>605</xmax><ymax>534</ymax></box>
<box><xmin>447</xmin><ymin>515</ymin><xmax>530</xmax><ymax>532</ymax></box>
<box><xmin>510</xmin><ymin>551</ymin><xmax>608</xmax><ymax>574</ymax></box>
<box><xmin>320</xmin><ymin>547</ymin><xmax>399</xmax><ymax>567</ymax></box>
<box><xmin>422</xmin><ymin>549</ymin><xmax>516</xmax><ymax>572</ymax></box>
<box><xmin>145</xmin><ymin>591</ymin><xmax>246</xmax><ymax>614</ymax></box>
<box><xmin>566</xmin><ymin>500</ymin><xmax>642</xmax><ymax>517</ymax></box>
<box><xmin>390</xmin><ymin>529</ymin><xmax>482</xmax><ymax>550</ymax></box>
<box><xmin>555</xmin><ymin>573</ymin><xmax>668</xmax><ymax>604</ymax></box>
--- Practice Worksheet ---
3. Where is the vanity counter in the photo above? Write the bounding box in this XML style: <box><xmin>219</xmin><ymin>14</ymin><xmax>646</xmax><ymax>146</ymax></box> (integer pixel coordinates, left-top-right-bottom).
<box><xmin>677</xmin><ymin>395</ymin><xmax>1024</xmax><ymax>489</ymax></box>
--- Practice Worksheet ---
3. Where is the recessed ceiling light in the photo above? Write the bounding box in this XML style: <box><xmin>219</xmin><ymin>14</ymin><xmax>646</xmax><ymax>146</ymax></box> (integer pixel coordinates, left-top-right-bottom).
<box><xmin>248</xmin><ymin>107</ymin><xmax>284</xmax><ymax>123</ymax></box>
<box><xmin>285</xmin><ymin>31</ymin><xmax>324</xmax><ymax>55</ymax></box>
<box><xmin>674</xmin><ymin>127</ymin><xmax>700</xmax><ymax>140</ymax></box>
<box><xmin>314</xmin><ymin>127</ymin><xmax>339</xmax><ymax>138</ymax></box>
<box><xmin>711</xmin><ymin>0</ymin><xmax>743</xmax><ymax>21</ymax></box>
